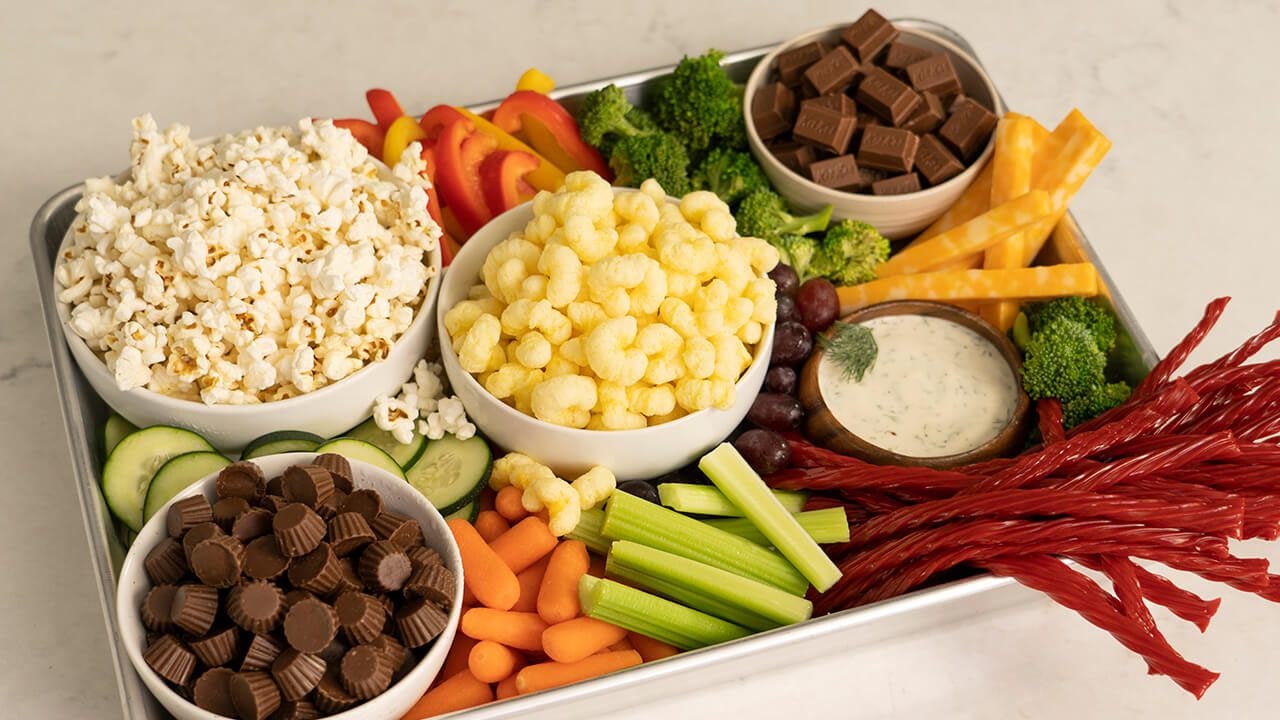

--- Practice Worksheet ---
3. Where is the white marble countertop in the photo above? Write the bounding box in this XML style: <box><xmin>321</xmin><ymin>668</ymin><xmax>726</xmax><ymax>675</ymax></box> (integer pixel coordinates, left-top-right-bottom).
<box><xmin>4</xmin><ymin>0</ymin><xmax>1280</xmax><ymax>717</ymax></box>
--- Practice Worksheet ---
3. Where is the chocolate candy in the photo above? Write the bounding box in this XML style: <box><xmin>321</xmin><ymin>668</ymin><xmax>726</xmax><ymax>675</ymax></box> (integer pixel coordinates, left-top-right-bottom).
<box><xmin>808</xmin><ymin>154</ymin><xmax>862</xmax><ymax>191</ymax></box>
<box><xmin>276</xmin><ymin>699</ymin><xmax>321</xmax><ymax>720</ymax></box>
<box><xmin>940</xmin><ymin>96</ymin><xmax>998</xmax><ymax>159</ymax></box>
<box><xmin>192</xmin><ymin>667</ymin><xmax>238</xmax><ymax>716</ymax></box>
<box><xmin>395</xmin><ymin>597</ymin><xmax>449</xmax><ymax>648</ymax></box>
<box><xmin>406</xmin><ymin>545</ymin><xmax>443</xmax><ymax>572</ymax></box>
<box><xmin>171</xmin><ymin>583</ymin><xmax>219</xmax><ymax>636</ymax></box>
<box><xmin>284</xmin><ymin>598</ymin><xmax>340</xmax><ymax>654</ymax></box>
<box><xmin>230</xmin><ymin>671</ymin><xmax>282</xmax><ymax>720</ymax></box>
<box><xmin>242</xmin><ymin>633</ymin><xmax>286</xmax><ymax>672</ymax></box>
<box><xmin>190</xmin><ymin>534</ymin><xmax>244</xmax><ymax>588</ymax></box>
<box><xmin>289</xmin><ymin>542</ymin><xmax>343</xmax><ymax>595</ymax></box>
<box><xmin>272</xmin><ymin>648</ymin><xmax>327</xmax><ymax>701</ymax></box>
<box><xmin>313</xmin><ymin>454</ymin><xmax>354</xmax><ymax>494</ymax></box>
<box><xmin>807</xmin><ymin>92</ymin><xmax>857</xmax><ymax>117</ymax></box>
<box><xmin>915</xmin><ymin>133</ymin><xmax>965</xmax><ymax>185</ymax></box>
<box><xmin>314</xmin><ymin>670</ymin><xmax>359</xmax><ymax>715</ymax></box>
<box><xmin>841</xmin><ymin>8</ymin><xmax>898</xmax><ymax>62</ymax></box>
<box><xmin>776</xmin><ymin>41</ymin><xmax>828</xmax><ymax>85</ymax></box>
<box><xmin>335</xmin><ymin>592</ymin><xmax>387</xmax><ymax>645</ymax></box>
<box><xmin>182</xmin><ymin>521</ymin><xmax>224</xmax><ymax>562</ymax></box>
<box><xmin>883</xmin><ymin>41</ymin><xmax>934</xmax><ymax>71</ymax></box>
<box><xmin>752</xmin><ymin>82</ymin><xmax>797</xmax><ymax>141</ymax></box>
<box><xmin>858</xmin><ymin>126</ymin><xmax>920</xmax><ymax>173</ymax></box>
<box><xmin>902</xmin><ymin>91</ymin><xmax>945</xmax><ymax>134</ymax></box>
<box><xmin>218</xmin><ymin>461</ymin><xmax>266</xmax><ymax>501</ymax></box>
<box><xmin>232</xmin><ymin>507</ymin><xmax>274</xmax><ymax>543</ymax></box>
<box><xmin>371</xmin><ymin>511</ymin><xmax>422</xmax><ymax>549</ymax></box>
<box><xmin>333</xmin><ymin>558</ymin><xmax>364</xmax><ymax>596</ymax></box>
<box><xmin>339</xmin><ymin>489</ymin><xmax>382</xmax><ymax>525</ymax></box>
<box><xmin>906</xmin><ymin>53</ymin><xmax>962</xmax><ymax>98</ymax></box>
<box><xmin>274</xmin><ymin>503</ymin><xmax>326</xmax><ymax>558</ymax></box>
<box><xmin>190</xmin><ymin>625</ymin><xmax>241</xmax><ymax>667</ymax></box>
<box><xmin>340</xmin><ymin>644</ymin><xmax>392</xmax><ymax>700</ymax></box>
<box><xmin>143</xmin><ymin>537</ymin><xmax>187</xmax><ymax>585</ymax></box>
<box><xmin>856</xmin><ymin>67</ymin><xmax>921</xmax><ymax>127</ymax></box>
<box><xmin>243</xmin><ymin>534</ymin><xmax>289</xmax><ymax>581</ymax></box>
<box><xmin>358</xmin><ymin>540</ymin><xmax>413</xmax><ymax>593</ymax></box>
<box><xmin>228</xmin><ymin>580</ymin><xmax>286</xmax><ymax>634</ymax></box>
<box><xmin>283</xmin><ymin>465</ymin><xmax>336</xmax><ymax>509</ymax></box>
<box><xmin>167</xmin><ymin>495</ymin><xmax>213</xmax><ymax>538</ymax></box>
<box><xmin>768</xmin><ymin>139</ymin><xmax>816</xmax><ymax>175</ymax></box>
<box><xmin>143</xmin><ymin>634</ymin><xmax>197</xmax><ymax>687</ymax></box>
<box><xmin>141</xmin><ymin>585</ymin><xmax>178</xmax><ymax>633</ymax></box>
<box><xmin>792</xmin><ymin>102</ymin><xmax>854</xmax><ymax>155</ymax></box>
<box><xmin>212</xmin><ymin>496</ymin><xmax>251</xmax><ymax>531</ymax></box>
<box><xmin>328</xmin><ymin>512</ymin><xmax>376</xmax><ymax>557</ymax></box>
<box><xmin>802</xmin><ymin>45</ymin><xmax>859</xmax><ymax>96</ymax></box>
<box><xmin>871</xmin><ymin>173</ymin><xmax>923</xmax><ymax>195</ymax></box>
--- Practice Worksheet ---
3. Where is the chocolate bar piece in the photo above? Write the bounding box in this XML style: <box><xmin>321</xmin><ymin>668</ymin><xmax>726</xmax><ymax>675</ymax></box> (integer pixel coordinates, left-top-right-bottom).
<box><xmin>906</xmin><ymin>54</ymin><xmax>962</xmax><ymax>98</ymax></box>
<box><xmin>939</xmin><ymin>96</ymin><xmax>998</xmax><ymax>159</ymax></box>
<box><xmin>805</xmin><ymin>92</ymin><xmax>857</xmax><ymax>118</ymax></box>
<box><xmin>901</xmin><ymin>91</ymin><xmax>945</xmax><ymax>134</ymax></box>
<box><xmin>841</xmin><ymin>9</ymin><xmax>899</xmax><ymax>63</ymax></box>
<box><xmin>915</xmin><ymin>134</ymin><xmax>965</xmax><ymax>185</ymax></box>
<box><xmin>803</xmin><ymin>46</ymin><xmax>859</xmax><ymax>97</ymax></box>
<box><xmin>752</xmin><ymin>82</ymin><xmax>797</xmax><ymax>140</ymax></box>
<box><xmin>808</xmin><ymin>154</ymin><xmax>862</xmax><ymax>191</ymax></box>
<box><xmin>871</xmin><ymin>173</ymin><xmax>923</xmax><ymax>195</ymax></box>
<box><xmin>768</xmin><ymin>139</ymin><xmax>816</xmax><ymax>174</ymax></box>
<box><xmin>777</xmin><ymin>41</ymin><xmax>829</xmax><ymax>85</ymax></box>
<box><xmin>856</xmin><ymin>67</ymin><xmax>922</xmax><ymax>126</ymax></box>
<box><xmin>793</xmin><ymin>102</ymin><xmax>855</xmax><ymax>155</ymax></box>
<box><xmin>857</xmin><ymin>125</ymin><xmax>920</xmax><ymax>173</ymax></box>
<box><xmin>884</xmin><ymin>42</ymin><xmax>935</xmax><ymax>71</ymax></box>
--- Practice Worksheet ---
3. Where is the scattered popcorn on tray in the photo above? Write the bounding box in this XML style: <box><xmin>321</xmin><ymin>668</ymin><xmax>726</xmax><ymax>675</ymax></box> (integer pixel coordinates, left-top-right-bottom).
<box><xmin>373</xmin><ymin>359</ymin><xmax>476</xmax><ymax>444</ymax></box>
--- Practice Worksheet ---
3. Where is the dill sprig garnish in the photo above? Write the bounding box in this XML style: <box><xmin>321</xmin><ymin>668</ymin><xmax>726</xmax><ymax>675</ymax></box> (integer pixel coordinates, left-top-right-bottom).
<box><xmin>820</xmin><ymin>322</ymin><xmax>877</xmax><ymax>382</ymax></box>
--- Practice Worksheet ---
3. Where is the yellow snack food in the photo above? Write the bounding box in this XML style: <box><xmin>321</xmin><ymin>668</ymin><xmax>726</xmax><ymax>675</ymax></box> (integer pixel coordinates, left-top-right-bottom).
<box><xmin>981</xmin><ymin>115</ymin><xmax>1038</xmax><ymax>331</ymax></box>
<box><xmin>838</xmin><ymin>263</ymin><xmax>1099</xmax><ymax>314</ymax></box>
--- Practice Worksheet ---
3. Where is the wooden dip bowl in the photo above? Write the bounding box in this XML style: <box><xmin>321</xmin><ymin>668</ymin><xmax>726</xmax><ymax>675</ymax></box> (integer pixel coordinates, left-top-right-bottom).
<box><xmin>798</xmin><ymin>300</ymin><xmax>1031</xmax><ymax>469</ymax></box>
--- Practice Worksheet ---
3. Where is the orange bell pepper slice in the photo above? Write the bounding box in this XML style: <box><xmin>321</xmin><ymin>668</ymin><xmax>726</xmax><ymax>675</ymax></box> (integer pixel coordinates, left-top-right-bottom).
<box><xmin>491</xmin><ymin>91</ymin><xmax>610</xmax><ymax>178</ymax></box>
<box><xmin>480</xmin><ymin>150</ymin><xmax>540</xmax><ymax>216</ymax></box>
<box><xmin>332</xmin><ymin>119</ymin><xmax>385</xmax><ymax>158</ymax></box>
<box><xmin>366</xmin><ymin>88</ymin><xmax>406</xmax><ymax>131</ymax></box>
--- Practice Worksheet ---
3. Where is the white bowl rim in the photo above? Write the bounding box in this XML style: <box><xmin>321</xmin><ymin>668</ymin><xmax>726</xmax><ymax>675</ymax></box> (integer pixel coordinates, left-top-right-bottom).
<box><xmin>437</xmin><ymin>194</ymin><xmax>775</xmax><ymax>440</ymax></box>
<box><xmin>116</xmin><ymin>452</ymin><xmax>463</xmax><ymax>720</ymax></box>
<box><xmin>744</xmin><ymin>22</ymin><xmax>1006</xmax><ymax>204</ymax></box>
<box><xmin>53</xmin><ymin>171</ymin><xmax>443</xmax><ymax>415</ymax></box>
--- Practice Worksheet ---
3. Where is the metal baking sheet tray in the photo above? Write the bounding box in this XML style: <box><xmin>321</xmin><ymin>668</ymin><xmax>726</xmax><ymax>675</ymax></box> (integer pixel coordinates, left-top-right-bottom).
<box><xmin>30</xmin><ymin>18</ymin><xmax>1157</xmax><ymax>719</ymax></box>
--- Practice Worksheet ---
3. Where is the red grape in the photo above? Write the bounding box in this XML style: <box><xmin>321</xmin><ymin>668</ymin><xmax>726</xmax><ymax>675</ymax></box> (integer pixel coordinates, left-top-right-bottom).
<box><xmin>770</xmin><ymin>321</ymin><xmax>813</xmax><ymax>367</ymax></box>
<box><xmin>764</xmin><ymin>366</ymin><xmax>797</xmax><ymax>394</ymax></box>
<box><xmin>769</xmin><ymin>264</ymin><xmax>800</xmax><ymax>298</ymax></box>
<box><xmin>747</xmin><ymin>392</ymin><xmax>804</xmax><ymax>431</ymax></box>
<box><xmin>734</xmin><ymin>428</ymin><xmax>792</xmax><ymax>474</ymax></box>
<box><xmin>797</xmin><ymin>278</ymin><xmax>839</xmax><ymax>332</ymax></box>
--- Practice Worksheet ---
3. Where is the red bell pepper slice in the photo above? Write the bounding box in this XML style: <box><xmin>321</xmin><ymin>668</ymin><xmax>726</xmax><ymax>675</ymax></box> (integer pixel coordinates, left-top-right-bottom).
<box><xmin>332</xmin><ymin>118</ymin><xmax>385</xmax><ymax>158</ymax></box>
<box><xmin>417</xmin><ymin>143</ymin><xmax>444</xmax><ymax>228</ymax></box>
<box><xmin>491</xmin><ymin>90</ymin><xmax>610</xmax><ymax>178</ymax></box>
<box><xmin>439</xmin><ymin>232</ymin><xmax>462</xmax><ymax>267</ymax></box>
<box><xmin>480</xmin><ymin>150</ymin><xmax>540</xmax><ymax>216</ymax></box>
<box><xmin>366</xmin><ymin>88</ymin><xmax>406</xmax><ymax>131</ymax></box>
<box><xmin>434</xmin><ymin>118</ymin><xmax>498</xmax><ymax>236</ymax></box>
<box><xmin>419</xmin><ymin>105</ymin><xmax>468</xmax><ymax>142</ymax></box>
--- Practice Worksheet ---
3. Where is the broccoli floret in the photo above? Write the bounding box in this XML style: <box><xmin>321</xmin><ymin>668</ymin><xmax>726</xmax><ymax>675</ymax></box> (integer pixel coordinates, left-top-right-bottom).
<box><xmin>695</xmin><ymin>147</ymin><xmax>770</xmax><ymax>205</ymax></box>
<box><xmin>1020</xmin><ymin>318</ymin><xmax>1107</xmax><ymax>401</ymax></box>
<box><xmin>809</xmin><ymin>219</ymin><xmax>890</xmax><ymax>286</ymax></box>
<box><xmin>578</xmin><ymin>84</ymin><xmax>651</xmax><ymax>147</ymax></box>
<box><xmin>735</xmin><ymin>189</ymin><xmax>833</xmax><ymax>242</ymax></box>
<box><xmin>1027</xmin><ymin>297</ymin><xmax>1117</xmax><ymax>353</ymax></box>
<box><xmin>1063</xmin><ymin>381</ymin><xmax>1132</xmax><ymax>428</ymax></box>
<box><xmin>608</xmin><ymin>132</ymin><xmax>692</xmax><ymax>196</ymax></box>
<box><xmin>652</xmin><ymin>50</ymin><xmax>744</xmax><ymax>159</ymax></box>
<box><xmin>772</xmin><ymin>234</ymin><xmax>821</xmax><ymax>280</ymax></box>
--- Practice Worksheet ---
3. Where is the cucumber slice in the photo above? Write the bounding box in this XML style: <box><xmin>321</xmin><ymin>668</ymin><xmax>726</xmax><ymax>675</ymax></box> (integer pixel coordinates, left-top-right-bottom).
<box><xmin>102</xmin><ymin>426</ymin><xmax>216</xmax><ymax>531</ymax></box>
<box><xmin>241</xmin><ymin>430</ymin><xmax>325</xmax><ymax>460</ymax></box>
<box><xmin>143</xmin><ymin>451</ymin><xmax>232</xmax><ymax>521</ymax></box>
<box><xmin>313</xmin><ymin>439</ymin><xmax>407</xmax><ymax>480</ymax></box>
<box><xmin>100</xmin><ymin>414</ymin><xmax>138</xmax><ymax>459</ymax></box>
<box><xmin>404</xmin><ymin>434</ymin><xmax>491</xmax><ymax>514</ymax></box>
<box><xmin>342</xmin><ymin>417</ymin><xmax>428</xmax><ymax>469</ymax></box>
<box><xmin>444</xmin><ymin>500</ymin><xmax>479</xmax><ymax>523</ymax></box>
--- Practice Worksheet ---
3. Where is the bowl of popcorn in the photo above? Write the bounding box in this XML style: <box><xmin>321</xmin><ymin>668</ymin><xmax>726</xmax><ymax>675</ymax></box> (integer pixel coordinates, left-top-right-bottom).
<box><xmin>53</xmin><ymin>115</ymin><xmax>444</xmax><ymax>450</ymax></box>
<box><xmin>437</xmin><ymin>171</ymin><xmax>777</xmax><ymax>480</ymax></box>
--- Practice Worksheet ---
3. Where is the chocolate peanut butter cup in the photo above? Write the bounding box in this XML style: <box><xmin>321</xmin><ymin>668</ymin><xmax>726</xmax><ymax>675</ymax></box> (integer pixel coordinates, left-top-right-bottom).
<box><xmin>229</xmin><ymin>670</ymin><xmax>282</xmax><ymax>720</ymax></box>
<box><xmin>141</xmin><ymin>585</ymin><xmax>179</xmax><ymax>633</ymax></box>
<box><xmin>369</xmin><ymin>633</ymin><xmax>408</xmax><ymax>676</ymax></box>
<box><xmin>406</xmin><ymin>545</ymin><xmax>443</xmax><ymax>571</ymax></box>
<box><xmin>333</xmin><ymin>557</ymin><xmax>363</xmax><ymax>596</ymax></box>
<box><xmin>283</xmin><ymin>465</ymin><xmax>336</xmax><ymax>509</ymax></box>
<box><xmin>144</xmin><ymin>537</ymin><xmax>188</xmax><ymax>585</ymax></box>
<box><xmin>334</xmin><ymin>591</ymin><xmax>386</xmax><ymax>645</ymax></box>
<box><xmin>273</xmin><ymin>503</ymin><xmax>325</xmax><ymax>558</ymax></box>
<box><xmin>328</xmin><ymin>512</ymin><xmax>376</xmax><ymax>557</ymax></box>
<box><xmin>170</xmin><ymin>583</ymin><xmax>219</xmax><ymax>636</ymax></box>
<box><xmin>283</xmin><ymin>597</ymin><xmax>339</xmax><ymax>654</ymax></box>
<box><xmin>288</xmin><ymin>542</ymin><xmax>343</xmax><ymax>595</ymax></box>
<box><xmin>339</xmin><ymin>489</ymin><xmax>382</xmax><ymax>524</ymax></box>
<box><xmin>371</xmin><ymin>511</ymin><xmax>422</xmax><ymax>549</ymax></box>
<box><xmin>212</xmin><ymin>496</ymin><xmax>251</xmax><ymax>531</ymax></box>
<box><xmin>167</xmin><ymin>495</ymin><xmax>213</xmax><ymax>538</ymax></box>
<box><xmin>241</xmin><ymin>633</ymin><xmax>285</xmax><ymax>672</ymax></box>
<box><xmin>217</xmin><ymin>461</ymin><xmax>266</xmax><ymax>501</ymax></box>
<box><xmin>144</xmin><ymin>634</ymin><xmax>197</xmax><ymax>687</ymax></box>
<box><xmin>271</xmin><ymin>647</ymin><xmax>326</xmax><ymax>701</ymax></box>
<box><xmin>243</xmin><ymin>534</ymin><xmax>289</xmax><ymax>581</ymax></box>
<box><xmin>313</xmin><ymin>669</ymin><xmax>359</xmax><ymax>714</ymax></box>
<box><xmin>275</xmin><ymin>699</ymin><xmax>320</xmax><ymax>720</ymax></box>
<box><xmin>182</xmin><ymin>521</ymin><xmax>225</xmax><ymax>563</ymax></box>
<box><xmin>340</xmin><ymin>644</ymin><xmax>392</xmax><ymax>700</ymax></box>
<box><xmin>190</xmin><ymin>534</ymin><xmax>245</xmax><ymax>588</ymax></box>
<box><xmin>232</xmin><ymin>507</ymin><xmax>274</xmax><ymax>543</ymax></box>
<box><xmin>395</xmin><ymin>596</ymin><xmax>449</xmax><ymax>648</ymax></box>
<box><xmin>404</xmin><ymin>563</ymin><xmax>456</xmax><ymax>608</ymax></box>
<box><xmin>228</xmin><ymin>580</ymin><xmax>286</xmax><ymax>635</ymax></box>
<box><xmin>358</xmin><ymin>540</ymin><xmax>412</xmax><ymax>593</ymax></box>
<box><xmin>190</xmin><ymin>625</ymin><xmax>241</xmax><ymax>667</ymax></box>
<box><xmin>313</xmin><ymin>453</ymin><xmax>354</xmax><ymax>494</ymax></box>
<box><xmin>192</xmin><ymin>667</ymin><xmax>237</xmax><ymax>716</ymax></box>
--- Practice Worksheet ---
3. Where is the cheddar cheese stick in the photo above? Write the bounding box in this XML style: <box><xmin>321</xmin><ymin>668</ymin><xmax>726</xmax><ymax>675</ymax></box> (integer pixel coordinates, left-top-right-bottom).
<box><xmin>838</xmin><ymin>263</ymin><xmax>1099</xmax><ymax>314</ymax></box>
<box><xmin>981</xmin><ymin>115</ymin><xmax>1038</xmax><ymax>330</ymax></box>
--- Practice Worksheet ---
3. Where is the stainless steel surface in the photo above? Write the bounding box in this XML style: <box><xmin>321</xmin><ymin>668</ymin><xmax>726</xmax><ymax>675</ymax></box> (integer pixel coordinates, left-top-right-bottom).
<box><xmin>30</xmin><ymin>18</ymin><xmax>1155</xmax><ymax>719</ymax></box>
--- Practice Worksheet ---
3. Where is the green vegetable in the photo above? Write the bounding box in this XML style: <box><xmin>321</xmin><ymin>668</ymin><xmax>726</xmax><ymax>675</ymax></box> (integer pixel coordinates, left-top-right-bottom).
<box><xmin>1011</xmin><ymin>311</ymin><xmax>1033</xmax><ymax>351</ymax></box>
<box><xmin>102</xmin><ymin>425</ymin><xmax>217</xmax><ymax>531</ymax></box>
<box><xmin>657</xmin><ymin>482</ymin><xmax>807</xmax><ymax>517</ymax></box>
<box><xmin>608</xmin><ymin>132</ymin><xmax>692</xmax><ymax>196</ymax></box>
<box><xmin>705</xmin><ymin>507</ymin><xmax>851</xmax><ymax>546</ymax></box>
<box><xmin>341</xmin><ymin>418</ymin><xmax>426</xmax><ymax>469</ymax></box>
<box><xmin>820</xmin><ymin>322</ymin><xmax>878</xmax><ymax>382</ymax></box>
<box><xmin>240</xmin><ymin>430</ymin><xmax>325</xmax><ymax>460</ymax></box>
<box><xmin>736</xmin><ymin>188</ymin><xmax>833</xmax><ymax>242</ymax></box>
<box><xmin>578</xmin><ymin>575</ymin><xmax>751</xmax><ymax>650</ymax></box>
<box><xmin>567</xmin><ymin>507</ymin><xmax>610</xmax><ymax>555</ymax></box>
<box><xmin>698</xmin><ymin>443</ymin><xmax>842</xmax><ymax>592</ymax></box>
<box><xmin>606</xmin><ymin>541</ymin><xmax>813</xmax><ymax>630</ymax></box>
<box><xmin>605</xmin><ymin>558</ymin><xmax>776</xmax><ymax>631</ymax></box>
<box><xmin>601</xmin><ymin>487</ymin><xmax>809</xmax><ymax>595</ymax></box>
<box><xmin>773</xmin><ymin>233</ymin><xmax>820</xmax><ymax>281</ymax></box>
<box><xmin>143</xmin><ymin>451</ymin><xmax>232</xmax><ymax>522</ymax></box>
<box><xmin>1027</xmin><ymin>297</ymin><xmax>1117</xmax><ymax>353</ymax></box>
<box><xmin>311</xmin><ymin>438</ymin><xmax>406</xmax><ymax>480</ymax></box>
<box><xmin>576</xmin><ymin>83</ymin><xmax>661</xmax><ymax>157</ymax></box>
<box><xmin>1020</xmin><ymin>318</ymin><xmax>1107</xmax><ymax>402</ymax></box>
<box><xmin>651</xmin><ymin>50</ymin><xmax>744</xmax><ymax>159</ymax></box>
<box><xmin>809</xmin><ymin>219</ymin><xmax>890</xmax><ymax>286</ymax></box>
<box><xmin>100</xmin><ymin>414</ymin><xmax>138</xmax><ymax>460</ymax></box>
<box><xmin>1063</xmin><ymin>381</ymin><xmax>1132</xmax><ymax>428</ymax></box>
<box><xmin>695</xmin><ymin>147</ymin><xmax>770</xmax><ymax>206</ymax></box>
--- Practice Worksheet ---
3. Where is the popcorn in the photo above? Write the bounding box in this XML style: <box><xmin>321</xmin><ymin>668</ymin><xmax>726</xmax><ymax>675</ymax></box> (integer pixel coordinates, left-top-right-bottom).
<box><xmin>54</xmin><ymin>115</ymin><xmax>440</xmax><ymax>404</ymax></box>
<box><xmin>372</xmin><ymin>359</ymin><xmax>476</xmax><ymax>444</ymax></box>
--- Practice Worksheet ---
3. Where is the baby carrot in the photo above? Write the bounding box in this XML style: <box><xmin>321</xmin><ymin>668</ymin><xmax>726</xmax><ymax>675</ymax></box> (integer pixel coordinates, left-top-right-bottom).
<box><xmin>495</xmin><ymin>485</ymin><xmax>527</xmax><ymax>522</ymax></box>
<box><xmin>490</xmin><ymin>517</ymin><xmax>558</xmax><ymax>574</ymax></box>
<box><xmin>468</xmin><ymin>640</ymin><xmax>523</xmax><ymax>683</ymax></box>
<box><xmin>439</xmin><ymin>633</ymin><xmax>479</xmax><ymax>680</ymax></box>
<box><xmin>478</xmin><ymin>487</ymin><xmax>496</xmax><ymax>513</ymax></box>
<box><xmin>608</xmin><ymin>636</ymin><xmax>635</xmax><ymax>652</ymax></box>
<box><xmin>513</xmin><ymin>555</ymin><xmax>550</xmax><ymax>613</ymax></box>
<box><xmin>461</xmin><ymin>608</ymin><xmax>550</xmax><ymax>652</ymax></box>
<box><xmin>475</xmin><ymin>510</ymin><xmax>510</xmax><ymax>543</ymax></box>
<box><xmin>402</xmin><ymin>669</ymin><xmax>493</xmax><ymax>719</ymax></box>
<box><xmin>538</xmin><ymin>540</ymin><xmax>589</xmax><ymax>624</ymax></box>
<box><xmin>496</xmin><ymin>674</ymin><xmax>519</xmax><ymax>700</ymax></box>
<box><xmin>448</xmin><ymin>519</ymin><xmax>520</xmax><ymax>611</ymax></box>
<box><xmin>628</xmin><ymin>632</ymin><xmax>680</xmax><ymax>662</ymax></box>
<box><xmin>514</xmin><ymin>650</ymin><xmax>642</xmax><ymax>695</ymax></box>
<box><xmin>542</xmin><ymin>616</ymin><xmax>628</xmax><ymax>663</ymax></box>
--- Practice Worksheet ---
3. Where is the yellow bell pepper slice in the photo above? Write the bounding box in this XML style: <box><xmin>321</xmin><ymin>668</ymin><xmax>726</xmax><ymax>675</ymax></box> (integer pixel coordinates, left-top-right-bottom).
<box><xmin>454</xmin><ymin>107</ymin><xmax>565</xmax><ymax>191</ymax></box>
<box><xmin>516</xmin><ymin>67</ymin><xmax>556</xmax><ymax>94</ymax></box>
<box><xmin>381</xmin><ymin>115</ymin><xmax>427</xmax><ymax>167</ymax></box>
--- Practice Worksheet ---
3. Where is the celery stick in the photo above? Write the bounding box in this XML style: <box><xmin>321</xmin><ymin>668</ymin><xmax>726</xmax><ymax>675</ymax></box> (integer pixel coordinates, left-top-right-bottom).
<box><xmin>605</xmin><ymin>559</ymin><xmax>777</xmax><ymax>631</ymax></box>
<box><xmin>705</xmin><ymin>508</ymin><xmax>851</xmax><ymax>546</ymax></box>
<box><xmin>657</xmin><ymin>483</ymin><xmax>807</xmax><ymax>517</ymax></box>
<box><xmin>578</xmin><ymin>575</ymin><xmax>751</xmax><ymax>650</ymax></box>
<box><xmin>567</xmin><ymin>507</ymin><xmax>610</xmax><ymax>555</ymax></box>
<box><xmin>609</xmin><ymin>540</ymin><xmax>812</xmax><ymax>629</ymax></box>
<box><xmin>699</xmin><ymin>443</ymin><xmax>842</xmax><ymax>592</ymax></box>
<box><xmin>602</xmin><ymin>490</ymin><xmax>809</xmax><ymax>595</ymax></box>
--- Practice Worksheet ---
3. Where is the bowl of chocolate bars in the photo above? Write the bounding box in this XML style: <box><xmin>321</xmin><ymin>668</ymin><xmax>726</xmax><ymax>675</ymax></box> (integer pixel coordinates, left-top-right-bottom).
<box><xmin>745</xmin><ymin>10</ymin><xmax>1004</xmax><ymax>239</ymax></box>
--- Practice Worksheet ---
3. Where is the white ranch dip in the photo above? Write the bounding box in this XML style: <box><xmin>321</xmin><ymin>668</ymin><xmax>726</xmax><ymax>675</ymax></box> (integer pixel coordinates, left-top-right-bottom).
<box><xmin>817</xmin><ymin>314</ymin><xmax>1019</xmax><ymax>458</ymax></box>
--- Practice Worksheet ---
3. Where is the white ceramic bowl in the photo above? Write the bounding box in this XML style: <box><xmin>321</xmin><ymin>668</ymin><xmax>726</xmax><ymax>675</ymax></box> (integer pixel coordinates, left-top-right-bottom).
<box><xmin>744</xmin><ymin>23</ymin><xmax>1005</xmax><ymax>239</ymax></box>
<box><xmin>437</xmin><ymin>193</ymin><xmax>774</xmax><ymax>481</ymax></box>
<box><xmin>117</xmin><ymin>453</ymin><xmax>463</xmax><ymax>720</ymax></box>
<box><xmin>55</xmin><ymin>223</ymin><xmax>441</xmax><ymax>453</ymax></box>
